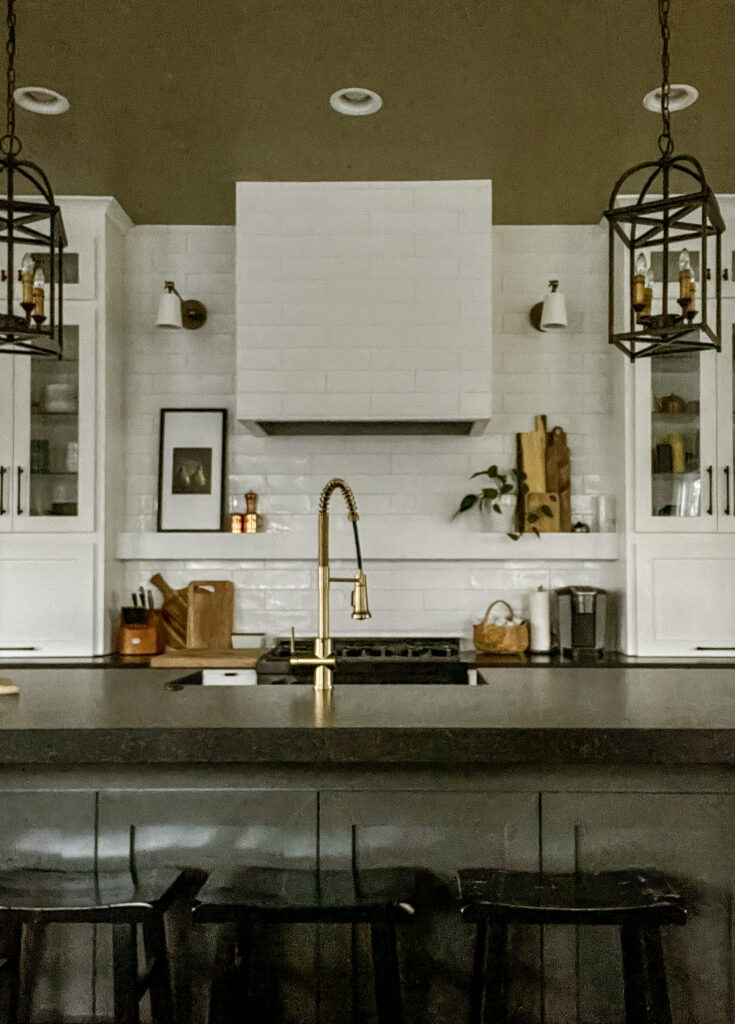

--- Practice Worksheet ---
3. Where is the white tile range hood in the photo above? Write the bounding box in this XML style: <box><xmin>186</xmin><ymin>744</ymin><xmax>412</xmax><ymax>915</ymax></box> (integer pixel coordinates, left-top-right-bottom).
<box><xmin>236</xmin><ymin>181</ymin><xmax>493</xmax><ymax>436</ymax></box>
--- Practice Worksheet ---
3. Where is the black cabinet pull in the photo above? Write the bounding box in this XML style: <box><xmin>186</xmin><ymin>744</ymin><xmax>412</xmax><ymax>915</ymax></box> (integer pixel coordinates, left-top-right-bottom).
<box><xmin>0</xmin><ymin>465</ymin><xmax>5</xmax><ymax>515</ymax></box>
<box><xmin>707</xmin><ymin>465</ymin><xmax>713</xmax><ymax>515</ymax></box>
<box><xmin>726</xmin><ymin>467</ymin><xmax>732</xmax><ymax>515</ymax></box>
<box><xmin>16</xmin><ymin>466</ymin><xmax>22</xmax><ymax>515</ymax></box>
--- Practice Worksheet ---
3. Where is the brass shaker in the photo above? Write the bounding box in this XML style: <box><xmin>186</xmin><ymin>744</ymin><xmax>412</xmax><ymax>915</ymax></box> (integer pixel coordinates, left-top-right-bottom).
<box><xmin>243</xmin><ymin>491</ymin><xmax>264</xmax><ymax>533</ymax></box>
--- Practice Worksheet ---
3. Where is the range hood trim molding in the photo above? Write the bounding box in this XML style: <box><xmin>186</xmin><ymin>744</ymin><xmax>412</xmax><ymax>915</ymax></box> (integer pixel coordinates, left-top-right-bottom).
<box><xmin>241</xmin><ymin>418</ymin><xmax>490</xmax><ymax>437</ymax></box>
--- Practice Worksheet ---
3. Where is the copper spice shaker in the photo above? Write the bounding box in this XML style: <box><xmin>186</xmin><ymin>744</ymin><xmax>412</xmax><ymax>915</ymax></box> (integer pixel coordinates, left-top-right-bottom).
<box><xmin>243</xmin><ymin>491</ymin><xmax>263</xmax><ymax>533</ymax></box>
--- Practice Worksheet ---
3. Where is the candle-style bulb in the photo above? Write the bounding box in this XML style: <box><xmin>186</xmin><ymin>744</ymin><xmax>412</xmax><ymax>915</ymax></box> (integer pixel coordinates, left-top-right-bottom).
<box><xmin>633</xmin><ymin>253</ymin><xmax>648</xmax><ymax>313</ymax></box>
<box><xmin>32</xmin><ymin>265</ymin><xmax>45</xmax><ymax>320</ymax></box>
<box><xmin>20</xmin><ymin>253</ymin><xmax>34</xmax><ymax>310</ymax></box>
<box><xmin>678</xmin><ymin>248</ymin><xmax>693</xmax><ymax>309</ymax></box>
<box><xmin>642</xmin><ymin>266</ymin><xmax>654</xmax><ymax>318</ymax></box>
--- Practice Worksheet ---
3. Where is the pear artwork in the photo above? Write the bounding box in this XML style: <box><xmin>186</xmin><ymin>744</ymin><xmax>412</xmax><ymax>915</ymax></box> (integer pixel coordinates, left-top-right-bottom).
<box><xmin>171</xmin><ymin>447</ymin><xmax>212</xmax><ymax>495</ymax></box>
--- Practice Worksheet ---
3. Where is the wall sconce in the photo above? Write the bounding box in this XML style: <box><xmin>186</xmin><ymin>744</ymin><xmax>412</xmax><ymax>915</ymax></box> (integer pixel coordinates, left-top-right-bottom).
<box><xmin>156</xmin><ymin>281</ymin><xmax>207</xmax><ymax>330</ymax></box>
<box><xmin>530</xmin><ymin>280</ymin><xmax>568</xmax><ymax>332</ymax></box>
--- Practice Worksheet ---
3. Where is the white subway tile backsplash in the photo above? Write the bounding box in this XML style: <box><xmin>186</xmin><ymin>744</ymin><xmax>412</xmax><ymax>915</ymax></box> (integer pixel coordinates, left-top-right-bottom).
<box><xmin>123</xmin><ymin>220</ymin><xmax>621</xmax><ymax>637</ymax></box>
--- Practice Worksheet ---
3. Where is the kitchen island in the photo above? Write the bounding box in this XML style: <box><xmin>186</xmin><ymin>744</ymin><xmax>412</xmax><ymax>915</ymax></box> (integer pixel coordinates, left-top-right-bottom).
<box><xmin>1</xmin><ymin>666</ymin><xmax>733</xmax><ymax>1023</ymax></box>
<box><xmin>1</xmin><ymin>664</ymin><xmax>735</xmax><ymax>764</ymax></box>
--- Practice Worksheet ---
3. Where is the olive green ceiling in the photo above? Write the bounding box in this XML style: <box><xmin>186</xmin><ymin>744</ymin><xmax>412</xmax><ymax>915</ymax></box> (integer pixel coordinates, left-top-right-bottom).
<box><xmin>12</xmin><ymin>0</ymin><xmax>735</xmax><ymax>225</ymax></box>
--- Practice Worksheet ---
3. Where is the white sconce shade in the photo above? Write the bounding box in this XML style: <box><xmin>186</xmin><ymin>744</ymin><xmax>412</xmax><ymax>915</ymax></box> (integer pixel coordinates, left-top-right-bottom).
<box><xmin>530</xmin><ymin>280</ymin><xmax>568</xmax><ymax>332</ymax></box>
<box><xmin>155</xmin><ymin>280</ymin><xmax>207</xmax><ymax>330</ymax></box>
<box><xmin>156</xmin><ymin>285</ymin><xmax>182</xmax><ymax>329</ymax></box>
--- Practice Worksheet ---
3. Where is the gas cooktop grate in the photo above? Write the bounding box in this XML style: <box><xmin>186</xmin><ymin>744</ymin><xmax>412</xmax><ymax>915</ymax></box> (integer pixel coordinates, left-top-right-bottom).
<box><xmin>266</xmin><ymin>637</ymin><xmax>460</xmax><ymax>662</ymax></box>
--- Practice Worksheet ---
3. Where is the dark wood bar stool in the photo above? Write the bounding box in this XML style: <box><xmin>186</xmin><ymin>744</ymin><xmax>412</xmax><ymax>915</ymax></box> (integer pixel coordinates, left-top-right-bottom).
<box><xmin>458</xmin><ymin>868</ymin><xmax>687</xmax><ymax>1024</ymax></box>
<box><xmin>193</xmin><ymin>865</ymin><xmax>418</xmax><ymax>1024</ymax></box>
<box><xmin>0</xmin><ymin>866</ymin><xmax>197</xmax><ymax>1024</ymax></box>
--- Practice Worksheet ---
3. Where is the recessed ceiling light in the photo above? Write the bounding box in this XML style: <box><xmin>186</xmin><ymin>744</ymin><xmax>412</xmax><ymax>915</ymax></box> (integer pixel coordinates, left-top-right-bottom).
<box><xmin>329</xmin><ymin>87</ymin><xmax>383</xmax><ymax>116</ymax></box>
<box><xmin>642</xmin><ymin>83</ymin><xmax>698</xmax><ymax>112</ymax></box>
<box><xmin>14</xmin><ymin>86</ymin><xmax>69</xmax><ymax>115</ymax></box>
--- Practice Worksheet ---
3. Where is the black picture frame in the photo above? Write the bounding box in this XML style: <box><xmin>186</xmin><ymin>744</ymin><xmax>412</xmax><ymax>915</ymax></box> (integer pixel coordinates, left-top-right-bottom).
<box><xmin>157</xmin><ymin>408</ymin><xmax>227</xmax><ymax>532</ymax></box>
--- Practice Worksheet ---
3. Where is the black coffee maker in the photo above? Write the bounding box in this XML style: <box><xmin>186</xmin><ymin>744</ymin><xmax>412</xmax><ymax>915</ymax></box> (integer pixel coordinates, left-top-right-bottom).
<box><xmin>557</xmin><ymin>586</ymin><xmax>607</xmax><ymax>658</ymax></box>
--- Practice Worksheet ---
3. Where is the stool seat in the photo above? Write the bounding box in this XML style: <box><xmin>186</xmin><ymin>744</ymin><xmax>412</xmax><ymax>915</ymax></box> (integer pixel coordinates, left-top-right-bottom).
<box><xmin>0</xmin><ymin>867</ymin><xmax>203</xmax><ymax>1024</ymax></box>
<box><xmin>0</xmin><ymin>867</ymin><xmax>190</xmax><ymax>923</ymax></box>
<box><xmin>458</xmin><ymin>868</ymin><xmax>687</xmax><ymax>1024</ymax></box>
<box><xmin>194</xmin><ymin>867</ymin><xmax>418</xmax><ymax>1023</ymax></box>
<box><xmin>193</xmin><ymin>866</ymin><xmax>418</xmax><ymax>924</ymax></box>
<box><xmin>458</xmin><ymin>868</ymin><xmax>686</xmax><ymax>926</ymax></box>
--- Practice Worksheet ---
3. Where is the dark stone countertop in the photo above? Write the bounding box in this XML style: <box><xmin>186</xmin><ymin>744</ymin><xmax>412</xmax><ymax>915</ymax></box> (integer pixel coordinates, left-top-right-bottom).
<box><xmin>1</xmin><ymin>666</ymin><xmax>735</xmax><ymax>766</ymax></box>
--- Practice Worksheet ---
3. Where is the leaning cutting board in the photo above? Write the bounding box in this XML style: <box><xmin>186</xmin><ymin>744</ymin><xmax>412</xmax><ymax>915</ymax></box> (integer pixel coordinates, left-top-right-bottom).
<box><xmin>150</xmin><ymin>573</ymin><xmax>188</xmax><ymax>649</ymax></box>
<box><xmin>518</xmin><ymin>415</ymin><xmax>547</xmax><ymax>493</ymax></box>
<box><xmin>545</xmin><ymin>425</ymin><xmax>572</xmax><ymax>531</ymax></box>
<box><xmin>186</xmin><ymin>581</ymin><xmax>234</xmax><ymax>650</ymax></box>
<box><xmin>524</xmin><ymin>491</ymin><xmax>560</xmax><ymax>532</ymax></box>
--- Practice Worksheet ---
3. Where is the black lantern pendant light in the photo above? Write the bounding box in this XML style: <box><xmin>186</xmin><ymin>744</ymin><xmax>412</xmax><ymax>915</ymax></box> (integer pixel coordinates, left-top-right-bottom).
<box><xmin>604</xmin><ymin>0</ymin><xmax>723</xmax><ymax>361</ymax></box>
<box><xmin>0</xmin><ymin>0</ymin><xmax>65</xmax><ymax>357</ymax></box>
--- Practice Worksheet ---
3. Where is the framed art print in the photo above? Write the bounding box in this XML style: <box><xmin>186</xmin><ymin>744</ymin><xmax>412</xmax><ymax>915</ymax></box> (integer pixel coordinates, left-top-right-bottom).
<box><xmin>157</xmin><ymin>408</ymin><xmax>227</xmax><ymax>531</ymax></box>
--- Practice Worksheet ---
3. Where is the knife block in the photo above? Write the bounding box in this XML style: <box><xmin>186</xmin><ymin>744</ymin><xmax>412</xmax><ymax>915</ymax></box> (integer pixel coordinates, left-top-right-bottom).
<box><xmin>118</xmin><ymin>607</ymin><xmax>161</xmax><ymax>656</ymax></box>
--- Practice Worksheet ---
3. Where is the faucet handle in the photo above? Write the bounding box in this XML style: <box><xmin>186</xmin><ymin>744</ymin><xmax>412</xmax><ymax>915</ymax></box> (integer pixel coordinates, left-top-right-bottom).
<box><xmin>290</xmin><ymin>626</ymin><xmax>296</xmax><ymax>654</ymax></box>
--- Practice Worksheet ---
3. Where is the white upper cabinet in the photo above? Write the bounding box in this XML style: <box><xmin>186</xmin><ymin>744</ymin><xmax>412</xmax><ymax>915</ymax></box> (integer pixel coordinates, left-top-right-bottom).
<box><xmin>0</xmin><ymin>197</ymin><xmax>130</xmax><ymax>656</ymax></box>
<box><xmin>235</xmin><ymin>181</ymin><xmax>493</xmax><ymax>436</ymax></box>
<box><xmin>632</xmin><ymin>300</ymin><xmax>735</xmax><ymax>533</ymax></box>
<box><xmin>1</xmin><ymin>302</ymin><xmax>97</xmax><ymax>533</ymax></box>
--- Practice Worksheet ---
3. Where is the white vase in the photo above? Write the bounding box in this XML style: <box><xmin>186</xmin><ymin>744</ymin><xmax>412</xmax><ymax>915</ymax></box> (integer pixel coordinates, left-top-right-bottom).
<box><xmin>479</xmin><ymin>496</ymin><xmax>517</xmax><ymax>534</ymax></box>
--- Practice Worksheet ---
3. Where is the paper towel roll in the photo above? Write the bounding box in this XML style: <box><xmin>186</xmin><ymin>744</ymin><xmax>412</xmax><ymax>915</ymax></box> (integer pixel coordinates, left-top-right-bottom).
<box><xmin>529</xmin><ymin>587</ymin><xmax>551</xmax><ymax>653</ymax></box>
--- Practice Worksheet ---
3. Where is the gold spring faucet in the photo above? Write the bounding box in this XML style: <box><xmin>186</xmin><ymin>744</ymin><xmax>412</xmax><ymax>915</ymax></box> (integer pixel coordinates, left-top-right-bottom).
<box><xmin>290</xmin><ymin>478</ymin><xmax>370</xmax><ymax>690</ymax></box>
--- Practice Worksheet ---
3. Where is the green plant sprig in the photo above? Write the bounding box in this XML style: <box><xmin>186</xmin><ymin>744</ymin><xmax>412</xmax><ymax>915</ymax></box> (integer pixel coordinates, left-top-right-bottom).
<box><xmin>453</xmin><ymin>466</ymin><xmax>553</xmax><ymax>540</ymax></box>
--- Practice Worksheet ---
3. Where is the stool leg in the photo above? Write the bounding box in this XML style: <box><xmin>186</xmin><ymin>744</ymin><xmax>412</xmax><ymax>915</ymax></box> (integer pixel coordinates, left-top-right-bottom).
<box><xmin>113</xmin><ymin>922</ymin><xmax>140</xmax><ymax>1024</ymax></box>
<box><xmin>620</xmin><ymin>924</ymin><xmax>649</xmax><ymax>1024</ymax></box>
<box><xmin>483</xmin><ymin>920</ymin><xmax>508</xmax><ymax>1024</ymax></box>
<box><xmin>142</xmin><ymin>915</ymin><xmax>174</xmax><ymax>1024</ymax></box>
<box><xmin>469</xmin><ymin>919</ymin><xmax>488</xmax><ymax>1024</ymax></box>
<box><xmin>370</xmin><ymin>920</ymin><xmax>403</xmax><ymax>1024</ymax></box>
<box><xmin>0</xmin><ymin>922</ymin><xmax>22</xmax><ymax>1024</ymax></box>
<box><xmin>643</xmin><ymin>927</ymin><xmax>673</xmax><ymax>1024</ymax></box>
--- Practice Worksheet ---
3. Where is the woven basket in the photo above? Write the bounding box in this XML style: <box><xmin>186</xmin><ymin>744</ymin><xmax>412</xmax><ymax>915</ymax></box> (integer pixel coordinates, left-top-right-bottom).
<box><xmin>473</xmin><ymin>600</ymin><xmax>529</xmax><ymax>654</ymax></box>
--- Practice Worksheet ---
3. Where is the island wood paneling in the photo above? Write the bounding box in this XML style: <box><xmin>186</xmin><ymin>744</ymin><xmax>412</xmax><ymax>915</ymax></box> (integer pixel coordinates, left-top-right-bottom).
<box><xmin>319</xmin><ymin>789</ymin><xmax>540</xmax><ymax>1024</ymax></box>
<box><xmin>542</xmin><ymin>791</ymin><xmax>735</xmax><ymax>1024</ymax></box>
<box><xmin>96</xmin><ymin>787</ymin><xmax>318</xmax><ymax>1024</ymax></box>
<box><xmin>0</xmin><ymin>790</ymin><xmax>96</xmax><ymax>1023</ymax></box>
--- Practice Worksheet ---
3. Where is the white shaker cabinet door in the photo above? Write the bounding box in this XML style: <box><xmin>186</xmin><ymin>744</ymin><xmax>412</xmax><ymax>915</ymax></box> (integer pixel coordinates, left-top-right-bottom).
<box><xmin>633</xmin><ymin>535</ymin><xmax>735</xmax><ymax>655</ymax></box>
<box><xmin>0</xmin><ymin>537</ymin><xmax>95</xmax><ymax>655</ymax></box>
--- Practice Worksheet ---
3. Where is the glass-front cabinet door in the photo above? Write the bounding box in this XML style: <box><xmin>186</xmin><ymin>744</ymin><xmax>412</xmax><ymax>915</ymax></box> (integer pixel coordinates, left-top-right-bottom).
<box><xmin>8</xmin><ymin>302</ymin><xmax>95</xmax><ymax>532</ymax></box>
<box><xmin>715</xmin><ymin>299</ymin><xmax>735</xmax><ymax>531</ymax></box>
<box><xmin>634</xmin><ymin>346</ymin><xmax>718</xmax><ymax>532</ymax></box>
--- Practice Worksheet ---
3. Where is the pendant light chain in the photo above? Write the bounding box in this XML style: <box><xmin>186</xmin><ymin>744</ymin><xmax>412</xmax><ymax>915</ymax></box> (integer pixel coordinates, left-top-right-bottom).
<box><xmin>2</xmin><ymin>0</ymin><xmax>18</xmax><ymax>153</ymax></box>
<box><xmin>658</xmin><ymin>0</ymin><xmax>674</xmax><ymax>156</ymax></box>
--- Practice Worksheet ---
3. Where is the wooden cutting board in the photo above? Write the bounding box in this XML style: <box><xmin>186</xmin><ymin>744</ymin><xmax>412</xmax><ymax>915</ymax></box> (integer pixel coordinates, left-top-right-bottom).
<box><xmin>150</xmin><ymin>648</ymin><xmax>262</xmax><ymax>669</ymax></box>
<box><xmin>186</xmin><ymin>581</ymin><xmax>234</xmax><ymax>650</ymax></box>
<box><xmin>545</xmin><ymin>425</ymin><xmax>572</xmax><ymax>531</ymax></box>
<box><xmin>518</xmin><ymin>415</ymin><xmax>547</xmax><ymax>493</ymax></box>
<box><xmin>150</xmin><ymin>573</ymin><xmax>188</xmax><ymax>649</ymax></box>
<box><xmin>524</xmin><ymin>491</ymin><xmax>560</xmax><ymax>532</ymax></box>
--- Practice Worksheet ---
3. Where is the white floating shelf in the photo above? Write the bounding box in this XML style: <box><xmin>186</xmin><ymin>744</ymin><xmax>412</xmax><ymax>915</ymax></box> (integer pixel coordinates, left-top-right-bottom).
<box><xmin>117</xmin><ymin>521</ymin><xmax>620</xmax><ymax>562</ymax></box>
